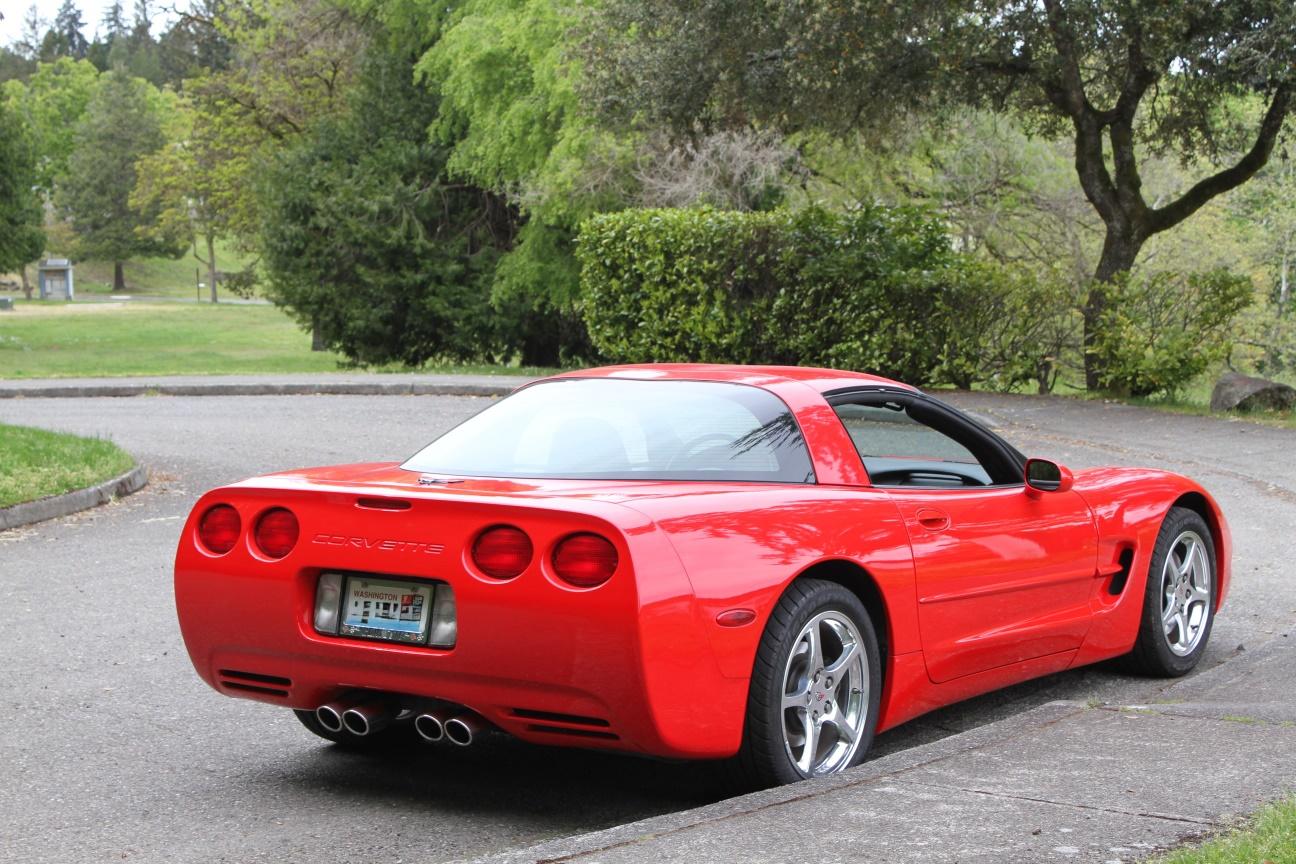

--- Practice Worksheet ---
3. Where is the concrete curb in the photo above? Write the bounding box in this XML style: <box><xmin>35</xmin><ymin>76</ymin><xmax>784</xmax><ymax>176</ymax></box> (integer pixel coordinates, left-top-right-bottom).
<box><xmin>463</xmin><ymin>701</ymin><xmax>1088</xmax><ymax>864</ymax></box>
<box><xmin>0</xmin><ymin>463</ymin><xmax>149</xmax><ymax>531</ymax></box>
<box><xmin>464</xmin><ymin>633</ymin><xmax>1296</xmax><ymax>864</ymax></box>
<box><xmin>0</xmin><ymin>381</ymin><xmax>521</xmax><ymax>399</ymax></box>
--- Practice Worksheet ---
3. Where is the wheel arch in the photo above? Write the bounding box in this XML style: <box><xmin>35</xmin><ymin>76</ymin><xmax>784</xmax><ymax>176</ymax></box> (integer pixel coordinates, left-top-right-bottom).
<box><xmin>1170</xmin><ymin>491</ymin><xmax>1230</xmax><ymax>611</ymax></box>
<box><xmin>790</xmin><ymin>559</ymin><xmax>891</xmax><ymax>667</ymax></box>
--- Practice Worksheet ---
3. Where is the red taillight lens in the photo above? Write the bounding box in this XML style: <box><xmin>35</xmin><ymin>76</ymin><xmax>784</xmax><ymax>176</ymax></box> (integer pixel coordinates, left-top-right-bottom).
<box><xmin>198</xmin><ymin>504</ymin><xmax>241</xmax><ymax>555</ymax></box>
<box><xmin>552</xmin><ymin>533</ymin><xmax>618</xmax><ymax>589</ymax></box>
<box><xmin>254</xmin><ymin>508</ymin><xmax>299</xmax><ymax>559</ymax></box>
<box><xmin>472</xmin><ymin>525</ymin><xmax>533</xmax><ymax>579</ymax></box>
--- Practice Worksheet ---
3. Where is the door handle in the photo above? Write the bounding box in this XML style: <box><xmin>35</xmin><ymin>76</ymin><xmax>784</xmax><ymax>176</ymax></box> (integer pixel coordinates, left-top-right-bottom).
<box><xmin>916</xmin><ymin>508</ymin><xmax>950</xmax><ymax>531</ymax></box>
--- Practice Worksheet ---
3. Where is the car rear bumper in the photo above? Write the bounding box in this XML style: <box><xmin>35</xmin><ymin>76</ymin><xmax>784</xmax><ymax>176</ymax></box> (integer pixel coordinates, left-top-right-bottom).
<box><xmin>174</xmin><ymin>487</ymin><xmax>747</xmax><ymax>759</ymax></box>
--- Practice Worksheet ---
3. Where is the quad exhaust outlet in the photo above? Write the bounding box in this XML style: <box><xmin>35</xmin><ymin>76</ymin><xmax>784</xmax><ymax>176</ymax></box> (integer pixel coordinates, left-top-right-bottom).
<box><xmin>342</xmin><ymin>702</ymin><xmax>393</xmax><ymax>737</ymax></box>
<box><xmin>444</xmin><ymin>714</ymin><xmax>482</xmax><ymax>747</ymax></box>
<box><xmin>414</xmin><ymin>710</ymin><xmax>448</xmax><ymax>743</ymax></box>
<box><xmin>314</xmin><ymin>699</ymin><xmax>484</xmax><ymax>745</ymax></box>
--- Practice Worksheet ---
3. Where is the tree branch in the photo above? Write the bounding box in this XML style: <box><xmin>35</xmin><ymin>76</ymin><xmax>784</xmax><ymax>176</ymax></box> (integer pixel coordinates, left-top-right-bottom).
<box><xmin>1149</xmin><ymin>84</ymin><xmax>1292</xmax><ymax>234</ymax></box>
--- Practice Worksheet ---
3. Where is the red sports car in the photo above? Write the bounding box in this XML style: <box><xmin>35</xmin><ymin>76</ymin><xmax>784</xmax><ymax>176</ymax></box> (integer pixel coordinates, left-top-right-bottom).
<box><xmin>174</xmin><ymin>364</ymin><xmax>1229</xmax><ymax>787</ymax></box>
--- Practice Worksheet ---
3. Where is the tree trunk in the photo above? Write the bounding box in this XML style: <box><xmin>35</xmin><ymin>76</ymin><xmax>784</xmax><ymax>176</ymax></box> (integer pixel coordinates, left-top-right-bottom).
<box><xmin>207</xmin><ymin>233</ymin><xmax>218</xmax><ymax>304</ymax></box>
<box><xmin>311</xmin><ymin>314</ymin><xmax>326</xmax><ymax>351</ymax></box>
<box><xmin>20</xmin><ymin>264</ymin><xmax>32</xmax><ymax>300</ymax></box>
<box><xmin>1083</xmin><ymin>228</ymin><xmax>1142</xmax><ymax>391</ymax></box>
<box><xmin>113</xmin><ymin>261</ymin><xmax>126</xmax><ymax>291</ymax></box>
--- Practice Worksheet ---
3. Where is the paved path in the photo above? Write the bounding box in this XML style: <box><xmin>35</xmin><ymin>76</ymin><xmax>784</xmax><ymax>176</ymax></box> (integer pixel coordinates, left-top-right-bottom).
<box><xmin>0</xmin><ymin>380</ymin><xmax>1292</xmax><ymax>863</ymax></box>
<box><xmin>0</xmin><ymin>372</ymin><xmax>530</xmax><ymax>399</ymax></box>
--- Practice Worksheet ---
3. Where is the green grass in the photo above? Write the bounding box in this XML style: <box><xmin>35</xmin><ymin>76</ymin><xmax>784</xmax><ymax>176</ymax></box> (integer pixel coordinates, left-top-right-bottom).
<box><xmin>66</xmin><ymin>241</ymin><xmax>258</xmax><ymax>299</ymax></box>
<box><xmin>1153</xmin><ymin>797</ymin><xmax>1296</xmax><ymax>864</ymax></box>
<box><xmin>0</xmin><ymin>423</ymin><xmax>135</xmax><ymax>508</ymax></box>
<box><xmin>0</xmin><ymin>301</ymin><xmax>561</xmax><ymax>379</ymax></box>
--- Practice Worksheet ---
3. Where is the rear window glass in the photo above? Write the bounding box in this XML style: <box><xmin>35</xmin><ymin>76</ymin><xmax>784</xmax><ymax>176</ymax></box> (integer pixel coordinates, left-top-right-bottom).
<box><xmin>402</xmin><ymin>378</ymin><xmax>815</xmax><ymax>483</ymax></box>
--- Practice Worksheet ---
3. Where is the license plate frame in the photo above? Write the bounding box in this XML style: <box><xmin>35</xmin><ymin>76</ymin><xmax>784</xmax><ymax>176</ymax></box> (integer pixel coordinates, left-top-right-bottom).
<box><xmin>338</xmin><ymin>574</ymin><xmax>436</xmax><ymax>645</ymax></box>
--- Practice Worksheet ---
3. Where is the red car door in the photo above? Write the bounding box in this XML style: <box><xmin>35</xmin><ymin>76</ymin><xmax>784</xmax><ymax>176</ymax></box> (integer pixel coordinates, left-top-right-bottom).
<box><xmin>886</xmin><ymin>486</ymin><xmax>1097</xmax><ymax>682</ymax></box>
<box><xmin>828</xmin><ymin>393</ymin><xmax>1098</xmax><ymax>684</ymax></box>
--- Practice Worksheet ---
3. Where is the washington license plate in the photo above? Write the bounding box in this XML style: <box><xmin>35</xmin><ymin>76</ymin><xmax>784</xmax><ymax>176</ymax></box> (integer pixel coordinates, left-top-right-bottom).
<box><xmin>340</xmin><ymin>576</ymin><xmax>434</xmax><ymax>644</ymax></box>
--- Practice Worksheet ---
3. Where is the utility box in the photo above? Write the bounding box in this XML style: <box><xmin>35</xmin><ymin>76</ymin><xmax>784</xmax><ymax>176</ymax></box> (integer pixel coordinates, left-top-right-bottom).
<box><xmin>38</xmin><ymin>259</ymin><xmax>75</xmax><ymax>300</ymax></box>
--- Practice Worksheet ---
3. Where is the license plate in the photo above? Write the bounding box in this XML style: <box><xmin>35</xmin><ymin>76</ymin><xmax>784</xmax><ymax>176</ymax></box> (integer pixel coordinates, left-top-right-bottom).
<box><xmin>340</xmin><ymin>576</ymin><xmax>435</xmax><ymax>644</ymax></box>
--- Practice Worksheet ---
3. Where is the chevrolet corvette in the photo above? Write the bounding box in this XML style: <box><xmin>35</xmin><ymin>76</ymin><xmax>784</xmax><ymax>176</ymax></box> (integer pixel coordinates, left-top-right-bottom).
<box><xmin>174</xmin><ymin>364</ymin><xmax>1229</xmax><ymax>787</ymax></box>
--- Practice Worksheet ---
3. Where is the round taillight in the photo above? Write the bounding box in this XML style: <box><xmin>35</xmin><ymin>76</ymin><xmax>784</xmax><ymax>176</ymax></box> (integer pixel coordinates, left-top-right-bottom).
<box><xmin>254</xmin><ymin>508</ymin><xmax>299</xmax><ymax>559</ymax></box>
<box><xmin>198</xmin><ymin>504</ymin><xmax>241</xmax><ymax>555</ymax></box>
<box><xmin>472</xmin><ymin>525</ymin><xmax>533</xmax><ymax>579</ymax></box>
<box><xmin>552</xmin><ymin>533</ymin><xmax>618</xmax><ymax>589</ymax></box>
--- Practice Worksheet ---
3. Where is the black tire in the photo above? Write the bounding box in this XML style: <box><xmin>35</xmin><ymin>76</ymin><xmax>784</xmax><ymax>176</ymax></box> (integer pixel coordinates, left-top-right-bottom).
<box><xmin>731</xmin><ymin>578</ymin><xmax>882</xmax><ymax>789</ymax></box>
<box><xmin>1124</xmin><ymin>506</ymin><xmax>1217</xmax><ymax>677</ymax></box>
<box><xmin>293</xmin><ymin>708</ymin><xmax>420</xmax><ymax>751</ymax></box>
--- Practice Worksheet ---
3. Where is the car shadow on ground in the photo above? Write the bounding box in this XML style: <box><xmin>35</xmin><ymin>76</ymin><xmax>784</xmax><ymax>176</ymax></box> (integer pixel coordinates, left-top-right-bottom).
<box><xmin>245</xmin><ymin>649</ymin><xmax>1229</xmax><ymax>831</ymax></box>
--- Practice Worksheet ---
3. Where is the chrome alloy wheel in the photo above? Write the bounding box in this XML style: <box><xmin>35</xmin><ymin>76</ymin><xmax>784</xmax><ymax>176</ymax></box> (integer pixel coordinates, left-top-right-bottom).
<box><xmin>780</xmin><ymin>610</ymin><xmax>868</xmax><ymax>777</ymax></box>
<box><xmin>1160</xmin><ymin>529</ymin><xmax>1211</xmax><ymax>657</ymax></box>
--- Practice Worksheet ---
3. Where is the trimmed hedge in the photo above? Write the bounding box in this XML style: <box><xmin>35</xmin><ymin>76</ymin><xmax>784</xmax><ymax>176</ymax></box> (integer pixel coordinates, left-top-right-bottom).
<box><xmin>577</xmin><ymin>206</ymin><xmax>1059</xmax><ymax>386</ymax></box>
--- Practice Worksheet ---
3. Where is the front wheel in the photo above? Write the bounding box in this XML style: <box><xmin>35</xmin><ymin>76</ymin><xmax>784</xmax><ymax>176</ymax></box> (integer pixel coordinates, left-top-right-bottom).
<box><xmin>732</xmin><ymin>578</ymin><xmax>882</xmax><ymax>788</ymax></box>
<box><xmin>1125</xmin><ymin>506</ymin><xmax>1217</xmax><ymax>677</ymax></box>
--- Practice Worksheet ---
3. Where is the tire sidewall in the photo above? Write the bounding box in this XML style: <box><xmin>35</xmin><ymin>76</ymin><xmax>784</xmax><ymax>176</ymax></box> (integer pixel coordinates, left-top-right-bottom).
<box><xmin>747</xmin><ymin>580</ymin><xmax>882</xmax><ymax>786</ymax></box>
<box><xmin>1140</xmin><ymin>508</ymin><xmax>1216</xmax><ymax>676</ymax></box>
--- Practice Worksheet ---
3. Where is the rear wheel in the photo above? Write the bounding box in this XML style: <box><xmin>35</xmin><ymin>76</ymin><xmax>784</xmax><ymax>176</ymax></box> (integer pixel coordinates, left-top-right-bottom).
<box><xmin>1125</xmin><ymin>507</ymin><xmax>1216</xmax><ymax>677</ymax></box>
<box><xmin>732</xmin><ymin>578</ymin><xmax>881</xmax><ymax>788</ymax></box>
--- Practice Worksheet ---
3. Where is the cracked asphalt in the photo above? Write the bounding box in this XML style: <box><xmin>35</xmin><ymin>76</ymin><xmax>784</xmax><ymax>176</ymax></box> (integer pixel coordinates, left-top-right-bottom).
<box><xmin>1</xmin><ymin>388</ymin><xmax>1292</xmax><ymax>863</ymax></box>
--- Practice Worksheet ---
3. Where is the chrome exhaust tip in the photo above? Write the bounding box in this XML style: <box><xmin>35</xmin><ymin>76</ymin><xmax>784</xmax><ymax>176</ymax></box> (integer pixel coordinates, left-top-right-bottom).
<box><xmin>315</xmin><ymin>701</ymin><xmax>347</xmax><ymax>733</ymax></box>
<box><xmin>414</xmin><ymin>711</ymin><xmax>447</xmax><ymax>743</ymax></box>
<box><xmin>444</xmin><ymin>714</ymin><xmax>482</xmax><ymax>747</ymax></box>
<box><xmin>342</xmin><ymin>702</ymin><xmax>393</xmax><ymax>737</ymax></box>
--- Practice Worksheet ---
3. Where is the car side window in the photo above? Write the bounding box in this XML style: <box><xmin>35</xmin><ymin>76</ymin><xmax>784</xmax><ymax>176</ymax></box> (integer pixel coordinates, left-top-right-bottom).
<box><xmin>832</xmin><ymin>400</ymin><xmax>993</xmax><ymax>488</ymax></box>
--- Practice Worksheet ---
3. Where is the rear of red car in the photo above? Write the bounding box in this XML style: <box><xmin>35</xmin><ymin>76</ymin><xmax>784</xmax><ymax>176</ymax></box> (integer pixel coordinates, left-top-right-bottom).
<box><xmin>173</xmin><ymin>466</ymin><xmax>743</xmax><ymax>758</ymax></box>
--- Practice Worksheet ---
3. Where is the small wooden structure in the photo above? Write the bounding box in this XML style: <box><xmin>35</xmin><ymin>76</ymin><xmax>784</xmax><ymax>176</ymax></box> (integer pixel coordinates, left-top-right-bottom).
<box><xmin>38</xmin><ymin>259</ymin><xmax>75</xmax><ymax>300</ymax></box>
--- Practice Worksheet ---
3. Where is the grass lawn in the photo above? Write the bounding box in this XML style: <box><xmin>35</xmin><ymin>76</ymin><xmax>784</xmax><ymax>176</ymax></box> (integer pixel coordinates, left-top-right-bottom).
<box><xmin>1154</xmin><ymin>797</ymin><xmax>1296</xmax><ymax>864</ymax></box>
<box><xmin>0</xmin><ymin>301</ymin><xmax>560</xmax><ymax>379</ymax></box>
<box><xmin>0</xmin><ymin>423</ymin><xmax>135</xmax><ymax>509</ymax></box>
<box><xmin>0</xmin><ymin>301</ymin><xmax>349</xmax><ymax>377</ymax></box>
<box><xmin>2</xmin><ymin>241</ymin><xmax>260</xmax><ymax>300</ymax></box>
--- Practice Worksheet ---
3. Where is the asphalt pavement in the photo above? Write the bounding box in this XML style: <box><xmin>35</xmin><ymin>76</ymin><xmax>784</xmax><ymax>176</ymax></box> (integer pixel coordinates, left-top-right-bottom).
<box><xmin>1</xmin><ymin>378</ymin><xmax>1294</xmax><ymax>863</ymax></box>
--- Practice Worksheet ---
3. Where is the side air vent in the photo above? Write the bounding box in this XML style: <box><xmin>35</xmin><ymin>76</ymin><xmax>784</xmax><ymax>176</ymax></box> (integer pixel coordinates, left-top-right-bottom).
<box><xmin>1108</xmin><ymin>547</ymin><xmax>1135</xmax><ymax>596</ymax></box>
<box><xmin>218</xmin><ymin>668</ymin><xmax>292</xmax><ymax>697</ymax></box>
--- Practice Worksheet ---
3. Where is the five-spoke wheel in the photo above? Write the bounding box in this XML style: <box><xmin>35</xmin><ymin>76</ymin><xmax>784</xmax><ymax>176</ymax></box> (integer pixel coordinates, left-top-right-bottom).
<box><xmin>734</xmin><ymin>578</ymin><xmax>881</xmax><ymax>788</ymax></box>
<box><xmin>1127</xmin><ymin>506</ymin><xmax>1217</xmax><ymax>677</ymax></box>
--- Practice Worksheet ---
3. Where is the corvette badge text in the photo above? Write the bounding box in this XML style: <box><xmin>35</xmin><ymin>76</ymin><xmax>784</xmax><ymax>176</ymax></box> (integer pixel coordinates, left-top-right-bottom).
<box><xmin>312</xmin><ymin>534</ymin><xmax>445</xmax><ymax>555</ymax></box>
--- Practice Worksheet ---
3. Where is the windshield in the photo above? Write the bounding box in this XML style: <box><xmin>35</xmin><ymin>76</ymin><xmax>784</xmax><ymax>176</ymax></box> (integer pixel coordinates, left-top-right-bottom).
<box><xmin>402</xmin><ymin>378</ymin><xmax>815</xmax><ymax>483</ymax></box>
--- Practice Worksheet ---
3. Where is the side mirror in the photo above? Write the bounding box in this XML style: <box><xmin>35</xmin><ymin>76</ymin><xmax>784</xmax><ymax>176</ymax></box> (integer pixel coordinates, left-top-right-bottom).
<box><xmin>1025</xmin><ymin>458</ymin><xmax>1074</xmax><ymax>495</ymax></box>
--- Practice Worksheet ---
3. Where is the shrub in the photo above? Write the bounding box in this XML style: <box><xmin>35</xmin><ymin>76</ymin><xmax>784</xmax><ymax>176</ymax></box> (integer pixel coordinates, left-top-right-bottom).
<box><xmin>578</xmin><ymin>206</ymin><xmax>968</xmax><ymax>383</ymax></box>
<box><xmin>577</xmin><ymin>205</ymin><xmax>1075</xmax><ymax>388</ymax></box>
<box><xmin>1092</xmin><ymin>269</ymin><xmax>1253</xmax><ymax>397</ymax></box>
<box><xmin>935</xmin><ymin>261</ymin><xmax>1081</xmax><ymax>393</ymax></box>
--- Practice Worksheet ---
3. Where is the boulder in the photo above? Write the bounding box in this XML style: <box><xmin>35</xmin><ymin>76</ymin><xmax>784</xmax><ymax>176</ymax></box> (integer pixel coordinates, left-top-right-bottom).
<box><xmin>1209</xmin><ymin>372</ymin><xmax>1296</xmax><ymax>413</ymax></box>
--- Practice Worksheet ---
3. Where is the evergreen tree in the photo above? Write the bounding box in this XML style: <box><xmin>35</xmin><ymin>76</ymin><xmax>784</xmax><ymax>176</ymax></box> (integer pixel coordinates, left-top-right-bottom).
<box><xmin>103</xmin><ymin>1</ymin><xmax>128</xmax><ymax>40</ymax></box>
<box><xmin>50</xmin><ymin>0</ymin><xmax>90</xmax><ymax>60</ymax></box>
<box><xmin>57</xmin><ymin>70</ymin><xmax>185</xmax><ymax>289</ymax></box>
<box><xmin>0</xmin><ymin>100</ymin><xmax>46</xmax><ymax>289</ymax></box>
<box><xmin>16</xmin><ymin>5</ymin><xmax>46</xmax><ymax>61</ymax></box>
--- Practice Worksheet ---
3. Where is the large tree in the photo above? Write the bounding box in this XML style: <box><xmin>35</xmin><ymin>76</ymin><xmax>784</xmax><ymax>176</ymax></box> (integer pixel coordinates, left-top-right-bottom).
<box><xmin>0</xmin><ymin>100</ymin><xmax>46</xmax><ymax>290</ymax></box>
<box><xmin>259</xmin><ymin>40</ymin><xmax>513</xmax><ymax>365</ymax></box>
<box><xmin>584</xmin><ymin>0</ymin><xmax>1296</xmax><ymax>388</ymax></box>
<box><xmin>57</xmin><ymin>70</ymin><xmax>184</xmax><ymax>288</ymax></box>
<box><xmin>131</xmin><ymin>94</ymin><xmax>253</xmax><ymax>302</ymax></box>
<box><xmin>1</xmin><ymin>58</ymin><xmax>100</xmax><ymax>196</ymax></box>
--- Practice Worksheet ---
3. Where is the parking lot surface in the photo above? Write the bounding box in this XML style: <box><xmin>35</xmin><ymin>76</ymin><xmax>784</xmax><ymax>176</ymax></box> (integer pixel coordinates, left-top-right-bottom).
<box><xmin>1</xmin><ymin>387</ymin><xmax>1292</xmax><ymax>862</ymax></box>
